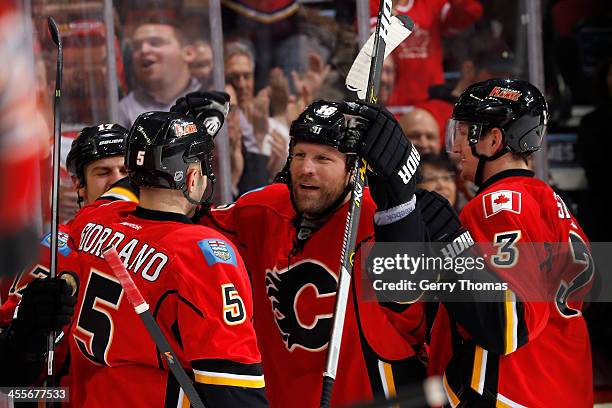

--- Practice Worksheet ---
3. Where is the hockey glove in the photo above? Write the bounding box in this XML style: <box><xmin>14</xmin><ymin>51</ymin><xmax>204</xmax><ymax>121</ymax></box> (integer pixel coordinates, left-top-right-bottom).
<box><xmin>416</xmin><ymin>189</ymin><xmax>462</xmax><ymax>242</ymax></box>
<box><xmin>341</xmin><ymin>100</ymin><xmax>420</xmax><ymax>212</ymax></box>
<box><xmin>171</xmin><ymin>91</ymin><xmax>230</xmax><ymax>135</ymax></box>
<box><xmin>11</xmin><ymin>276</ymin><xmax>76</xmax><ymax>356</ymax></box>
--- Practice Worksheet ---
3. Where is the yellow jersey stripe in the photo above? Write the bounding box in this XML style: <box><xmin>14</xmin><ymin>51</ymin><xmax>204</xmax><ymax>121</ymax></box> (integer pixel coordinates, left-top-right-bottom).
<box><xmin>443</xmin><ymin>373</ymin><xmax>460</xmax><ymax>408</ymax></box>
<box><xmin>496</xmin><ymin>392</ymin><xmax>528</xmax><ymax>408</ymax></box>
<box><xmin>193</xmin><ymin>371</ymin><xmax>265</xmax><ymax>389</ymax></box>
<box><xmin>104</xmin><ymin>186</ymin><xmax>139</xmax><ymax>203</ymax></box>
<box><xmin>379</xmin><ymin>361</ymin><xmax>397</xmax><ymax>398</ymax></box>
<box><xmin>470</xmin><ymin>345</ymin><xmax>487</xmax><ymax>394</ymax></box>
<box><xmin>504</xmin><ymin>290</ymin><xmax>518</xmax><ymax>354</ymax></box>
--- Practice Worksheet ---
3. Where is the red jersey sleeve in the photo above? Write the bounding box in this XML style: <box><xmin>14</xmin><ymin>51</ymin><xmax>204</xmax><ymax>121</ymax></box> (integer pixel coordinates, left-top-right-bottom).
<box><xmin>172</xmin><ymin>235</ymin><xmax>260</xmax><ymax>365</ymax></box>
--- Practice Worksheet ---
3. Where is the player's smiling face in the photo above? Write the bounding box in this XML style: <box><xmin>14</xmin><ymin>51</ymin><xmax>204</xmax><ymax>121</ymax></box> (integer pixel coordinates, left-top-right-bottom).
<box><xmin>290</xmin><ymin>142</ymin><xmax>351</xmax><ymax>218</ymax></box>
<box><xmin>450</xmin><ymin>122</ymin><xmax>478</xmax><ymax>182</ymax></box>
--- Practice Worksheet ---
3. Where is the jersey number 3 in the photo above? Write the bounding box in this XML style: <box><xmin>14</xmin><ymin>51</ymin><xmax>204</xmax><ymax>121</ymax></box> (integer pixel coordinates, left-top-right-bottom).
<box><xmin>74</xmin><ymin>269</ymin><xmax>124</xmax><ymax>365</ymax></box>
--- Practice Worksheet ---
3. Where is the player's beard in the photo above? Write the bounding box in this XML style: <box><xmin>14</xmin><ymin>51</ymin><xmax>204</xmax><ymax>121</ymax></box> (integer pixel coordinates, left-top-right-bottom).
<box><xmin>292</xmin><ymin>175</ymin><xmax>350</xmax><ymax>219</ymax></box>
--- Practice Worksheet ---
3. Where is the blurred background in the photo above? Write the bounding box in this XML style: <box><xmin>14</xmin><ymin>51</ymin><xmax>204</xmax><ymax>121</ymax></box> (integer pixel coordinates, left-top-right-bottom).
<box><xmin>0</xmin><ymin>0</ymin><xmax>611</xmax><ymax>402</ymax></box>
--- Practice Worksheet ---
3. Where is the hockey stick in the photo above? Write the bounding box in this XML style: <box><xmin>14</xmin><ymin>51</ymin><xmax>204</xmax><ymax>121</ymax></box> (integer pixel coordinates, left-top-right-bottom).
<box><xmin>102</xmin><ymin>246</ymin><xmax>206</xmax><ymax>408</ymax></box>
<box><xmin>319</xmin><ymin>3</ymin><xmax>414</xmax><ymax>407</ymax></box>
<box><xmin>46</xmin><ymin>16</ymin><xmax>62</xmax><ymax>379</ymax></box>
<box><xmin>345</xmin><ymin>14</ymin><xmax>414</xmax><ymax>100</ymax></box>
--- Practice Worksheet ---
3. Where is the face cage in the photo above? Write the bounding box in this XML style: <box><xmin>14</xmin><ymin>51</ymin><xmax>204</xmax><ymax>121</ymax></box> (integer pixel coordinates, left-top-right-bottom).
<box><xmin>445</xmin><ymin>119</ymin><xmax>487</xmax><ymax>154</ymax></box>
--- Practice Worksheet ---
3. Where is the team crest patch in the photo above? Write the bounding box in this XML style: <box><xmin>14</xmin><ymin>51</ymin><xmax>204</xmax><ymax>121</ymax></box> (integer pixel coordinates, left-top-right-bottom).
<box><xmin>483</xmin><ymin>190</ymin><xmax>521</xmax><ymax>218</ymax></box>
<box><xmin>41</xmin><ymin>231</ymin><xmax>72</xmax><ymax>257</ymax></box>
<box><xmin>198</xmin><ymin>239</ymin><xmax>236</xmax><ymax>266</ymax></box>
<box><xmin>173</xmin><ymin>122</ymin><xmax>198</xmax><ymax>137</ymax></box>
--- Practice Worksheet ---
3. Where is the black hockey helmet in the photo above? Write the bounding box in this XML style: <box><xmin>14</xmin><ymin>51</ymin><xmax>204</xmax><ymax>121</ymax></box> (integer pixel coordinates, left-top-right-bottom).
<box><xmin>446</xmin><ymin>78</ymin><xmax>548</xmax><ymax>185</ymax></box>
<box><xmin>126</xmin><ymin>111</ymin><xmax>217</xmax><ymax>205</ymax></box>
<box><xmin>289</xmin><ymin>100</ymin><xmax>353</xmax><ymax>150</ymax></box>
<box><xmin>446</xmin><ymin>78</ymin><xmax>548</xmax><ymax>155</ymax></box>
<box><xmin>66</xmin><ymin>123</ymin><xmax>128</xmax><ymax>186</ymax></box>
<box><xmin>276</xmin><ymin>100</ymin><xmax>357</xmax><ymax>184</ymax></box>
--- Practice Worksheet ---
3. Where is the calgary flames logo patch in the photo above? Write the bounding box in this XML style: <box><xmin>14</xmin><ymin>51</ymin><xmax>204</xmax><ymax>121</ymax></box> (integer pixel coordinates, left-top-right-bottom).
<box><xmin>265</xmin><ymin>259</ymin><xmax>337</xmax><ymax>352</ymax></box>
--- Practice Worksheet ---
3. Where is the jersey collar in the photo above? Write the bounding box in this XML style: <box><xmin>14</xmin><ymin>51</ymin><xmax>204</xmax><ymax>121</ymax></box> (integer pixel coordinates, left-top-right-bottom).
<box><xmin>478</xmin><ymin>169</ymin><xmax>534</xmax><ymax>193</ymax></box>
<box><xmin>132</xmin><ymin>206</ymin><xmax>193</xmax><ymax>224</ymax></box>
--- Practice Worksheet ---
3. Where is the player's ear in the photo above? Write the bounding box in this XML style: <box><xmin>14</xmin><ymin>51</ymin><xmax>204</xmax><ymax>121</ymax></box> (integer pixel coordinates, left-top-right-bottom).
<box><xmin>486</xmin><ymin>127</ymin><xmax>504</xmax><ymax>155</ymax></box>
<box><xmin>185</xmin><ymin>166</ymin><xmax>197</xmax><ymax>193</ymax></box>
<box><xmin>71</xmin><ymin>174</ymin><xmax>82</xmax><ymax>190</ymax></box>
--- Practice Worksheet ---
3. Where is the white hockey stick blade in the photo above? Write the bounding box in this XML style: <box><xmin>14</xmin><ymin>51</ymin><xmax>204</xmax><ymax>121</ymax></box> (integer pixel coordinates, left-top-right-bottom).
<box><xmin>346</xmin><ymin>14</ymin><xmax>414</xmax><ymax>100</ymax></box>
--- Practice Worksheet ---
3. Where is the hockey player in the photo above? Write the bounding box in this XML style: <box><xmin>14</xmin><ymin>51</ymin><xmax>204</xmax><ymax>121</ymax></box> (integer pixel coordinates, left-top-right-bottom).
<box><xmin>191</xmin><ymin>98</ymin><xmax>428</xmax><ymax>407</ymax></box>
<box><xmin>432</xmin><ymin>78</ymin><xmax>593</xmax><ymax>406</ymax></box>
<box><xmin>68</xmin><ymin>94</ymin><xmax>268</xmax><ymax>407</ymax></box>
<box><xmin>0</xmin><ymin>124</ymin><xmax>132</xmax><ymax>387</ymax></box>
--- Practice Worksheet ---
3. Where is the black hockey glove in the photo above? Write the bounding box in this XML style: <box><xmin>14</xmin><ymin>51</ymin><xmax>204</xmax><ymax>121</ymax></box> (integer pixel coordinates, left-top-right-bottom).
<box><xmin>10</xmin><ymin>276</ymin><xmax>76</xmax><ymax>356</ymax></box>
<box><xmin>341</xmin><ymin>101</ymin><xmax>420</xmax><ymax>212</ymax></box>
<box><xmin>171</xmin><ymin>91</ymin><xmax>230</xmax><ymax>135</ymax></box>
<box><xmin>415</xmin><ymin>189</ymin><xmax>463</xmax><ymax>242</ymax></box>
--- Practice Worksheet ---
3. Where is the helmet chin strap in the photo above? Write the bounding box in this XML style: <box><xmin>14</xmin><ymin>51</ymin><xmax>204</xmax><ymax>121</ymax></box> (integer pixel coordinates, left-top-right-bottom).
<box><xmin>470</xmin><ymin>144</ymin><xmax>510</xmax><ymax>186</ymax></box>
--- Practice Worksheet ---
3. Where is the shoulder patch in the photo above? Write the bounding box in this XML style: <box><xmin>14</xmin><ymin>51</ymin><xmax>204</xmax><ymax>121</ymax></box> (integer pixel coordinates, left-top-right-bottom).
<box><xmin>198</xmin><ymin>239</ymin><xmax>237</xmax><ymax>267</ymax></box>
<box><xmin>482</xmin><ymin>190</ymin><xmax>521</xmax><ymax>218</ymax></box>
<box><xmin>40</xmin><ymin>231</ymin><xmax>72</xmax><ymax>257</ymax></box>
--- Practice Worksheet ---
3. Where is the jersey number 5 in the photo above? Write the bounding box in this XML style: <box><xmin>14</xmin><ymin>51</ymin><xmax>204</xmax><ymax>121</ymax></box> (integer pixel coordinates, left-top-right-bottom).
<box><xmin>222</xmin><ymin>284</ymin><xmax>246</xmax><ymax>325</ymax></box>
<box><xmin>74</xmin><ymin>269</ymin><xmax>123</xmax><ymax>365</ymax></box>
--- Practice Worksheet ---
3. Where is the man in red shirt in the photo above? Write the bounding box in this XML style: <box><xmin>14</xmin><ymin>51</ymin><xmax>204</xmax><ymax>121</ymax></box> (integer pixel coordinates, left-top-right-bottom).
<box><xmin>370</xmin><ymin>0</ymin><xmax>483</xmax><ymax>108</ymax></box>
<box><xmin>69</xmin><ymin>93</ymin><xmax>268</xmax><ymax>407</ymax></box>
<box><xmin>431</xmin><ymin>78</ymin><xmax>593</xmax><ymax>407</ymax></box>
<box><xmin>191</xmin><ymin>98</ymin><xmax>430</xmax><ymax>407</ymax></box>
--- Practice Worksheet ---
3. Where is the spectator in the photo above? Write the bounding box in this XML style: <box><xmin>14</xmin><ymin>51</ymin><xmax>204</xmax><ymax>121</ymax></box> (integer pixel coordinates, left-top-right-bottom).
<box><xmin>379</xmin><ymin>54</ymin><xmax>396</xmax><ymax>107</ymax></box>
<box><xmin>417</xmin><ymin>153</ymin><xmax>458</xmax><ymax>208</ymax></box>
<box><xmin>225</xmin><ymin>41</ymin><xmax>267</xmax><ymax>154</ymax></box>
<box><xmin>398</xmin><ymin>107</ymin><xmax>441</xmax><ymax>155</ymax></box>
<box><xmin>190</xmin><ymin>39</ymin><xmax>213</xmax><ymax>90</ymax></box>
<box><xmin>224</xmin><ymin>83</ymin><xmax>245</xmax><ymax>196</ymax></box>
<box><xmin>118</xmin><ymin>20</ymin><xmax>201</xmax><ymax>128</ymax></box>
<box><xmin>369</xmin><ymin>0</ymin><xmax>483</xmax><ymax>107</ymax></box>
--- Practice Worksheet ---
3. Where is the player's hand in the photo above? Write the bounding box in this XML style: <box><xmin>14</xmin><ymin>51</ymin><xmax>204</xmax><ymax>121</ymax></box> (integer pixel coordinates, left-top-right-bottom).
<box><xmin>341</xmin><ymin>100</ymin><xmax>420</xmax><ymax>211</ymax></box>
<box><xmin>171</xmin><ymin>91</ymin><xmax>230</xmax><ymax>133</ymax></box>
<box><xmin>11</xmin><ymin>276</ymin><xmax>77</xmax><ymax>354</ymax></box>
<box><xmin>416</xmin><ymin>189</ymin><xmax>462</xmax><ymax>242</ymax></box>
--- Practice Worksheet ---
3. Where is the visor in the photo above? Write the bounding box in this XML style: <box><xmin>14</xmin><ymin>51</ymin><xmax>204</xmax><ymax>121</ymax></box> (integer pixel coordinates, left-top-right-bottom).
<box><xmin>445</xmin><ymin>119</ymin><xmax>486</xmax><ymax>153</ymax></box>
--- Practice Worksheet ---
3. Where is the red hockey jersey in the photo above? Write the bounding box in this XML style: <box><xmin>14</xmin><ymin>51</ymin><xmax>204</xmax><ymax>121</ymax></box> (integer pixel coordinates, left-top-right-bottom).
<box><xmin>202</xmin><ymin>183</ymin><xmax>426</xmax><ymax>407</ymax></box>
<box><xmin>429</xmin><ymin>170</ymin><xmax>593</xmax><ymax>407</ymax></box>
<box><xmin>68</xmin><ymin>200</ymin><xmax>265</xmax><ymax>407</ymax></box>
<box><xmin>0</xmin><ymin>182</ymin><xmax>140</xmax><ymax>399</ymax></box>
<box><xmin>369</xmin><ymin>0</ymin><xmax>482</xmax><ymax>107</ymax></box>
